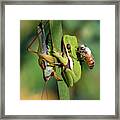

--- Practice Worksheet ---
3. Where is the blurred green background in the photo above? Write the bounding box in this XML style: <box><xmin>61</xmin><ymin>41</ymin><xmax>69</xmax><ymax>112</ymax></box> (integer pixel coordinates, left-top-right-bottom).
<box><xmin>20</xmin><ymin>20</ymin><xmax>100</xmax><ymax>100</ymax></box>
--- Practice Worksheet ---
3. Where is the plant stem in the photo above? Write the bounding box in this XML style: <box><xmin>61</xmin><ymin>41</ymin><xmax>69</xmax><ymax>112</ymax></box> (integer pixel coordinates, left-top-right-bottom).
<box><xmin>50</xmin><ymin>20</ymin><xmax>70</xmax><ymax>100</ymax></box>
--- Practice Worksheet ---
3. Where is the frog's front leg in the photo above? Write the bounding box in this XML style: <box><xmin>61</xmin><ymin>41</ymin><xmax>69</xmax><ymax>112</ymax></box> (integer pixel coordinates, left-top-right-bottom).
<box><xmin>52</xmin><ymin>51</ymin><xmax>68</xmax><ymax>66</ymax></box>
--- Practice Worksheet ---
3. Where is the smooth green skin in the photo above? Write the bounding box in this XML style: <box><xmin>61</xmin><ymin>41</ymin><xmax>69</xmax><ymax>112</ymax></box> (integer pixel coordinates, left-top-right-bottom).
<box><xmin>52</xmin><ymin>35</ymin><xmax>81</xmax><ymax>87</ymax></box>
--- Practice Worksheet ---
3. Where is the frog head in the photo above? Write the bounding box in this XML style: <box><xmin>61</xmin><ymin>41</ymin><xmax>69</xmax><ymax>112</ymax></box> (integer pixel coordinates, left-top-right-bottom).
<box><xmin>62</xmin><ymin>35</ymin><xmax>78</xmax><ymax>58</ymax></box>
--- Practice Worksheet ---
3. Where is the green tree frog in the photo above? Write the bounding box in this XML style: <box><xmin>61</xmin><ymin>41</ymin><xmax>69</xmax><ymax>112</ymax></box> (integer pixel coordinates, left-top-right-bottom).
<box><xmin>52</xmin><ymin>35</ymin><xmax>81</xmax><ymax>87</ymax></box>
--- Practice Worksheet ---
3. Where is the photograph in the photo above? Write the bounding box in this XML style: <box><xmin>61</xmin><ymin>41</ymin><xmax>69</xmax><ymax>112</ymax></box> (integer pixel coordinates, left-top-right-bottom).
<box><xmin>2</xmin><ymin>1</ymin><xmax>117</xmax><ymax>118</ymax></box>
<box><xmin>20</xmin><ymin>20</ymin><xmax>100</xmax><ymax>100</ymax></box>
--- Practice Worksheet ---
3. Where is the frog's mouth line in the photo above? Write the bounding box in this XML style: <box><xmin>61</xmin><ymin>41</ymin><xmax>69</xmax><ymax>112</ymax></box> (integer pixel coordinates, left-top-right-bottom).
<box><xmin>61</xmin><ymin>38</ymin><xmax>74</xmax><ymax>70</ymax></box>
<box><xmin>66</xmin><ymin>56</ymin><xmax>73</xmax><ymax>70</ymax></box>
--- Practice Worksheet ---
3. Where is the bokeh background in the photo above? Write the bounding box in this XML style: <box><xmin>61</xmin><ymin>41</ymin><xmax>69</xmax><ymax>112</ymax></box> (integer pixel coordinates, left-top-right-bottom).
<box><xmin>20</xmin><ymin>20</ymin><xmax>100</xmax><ymax>100</ymax></box>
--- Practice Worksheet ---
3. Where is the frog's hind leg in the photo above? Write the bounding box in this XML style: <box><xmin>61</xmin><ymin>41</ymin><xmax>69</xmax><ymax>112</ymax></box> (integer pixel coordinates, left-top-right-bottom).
<box><xmin>62</xmin><ymin>68</ymin><xmax>73</xmax><ymax>87</ymax></box>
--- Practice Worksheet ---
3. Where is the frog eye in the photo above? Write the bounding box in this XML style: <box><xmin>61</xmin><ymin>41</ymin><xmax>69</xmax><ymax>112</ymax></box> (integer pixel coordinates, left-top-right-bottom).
<box><xmin>67</xmin><ymin>44</ymin><xmax>71</xmax><ymax>50</ymax></box>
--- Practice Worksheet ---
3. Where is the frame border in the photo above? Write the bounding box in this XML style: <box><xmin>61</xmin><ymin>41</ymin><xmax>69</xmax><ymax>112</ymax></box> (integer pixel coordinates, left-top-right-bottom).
<box><xmin>0</xmin><ymin>0</ymin><xmax>119</xmax><ymax>119</ymax></box>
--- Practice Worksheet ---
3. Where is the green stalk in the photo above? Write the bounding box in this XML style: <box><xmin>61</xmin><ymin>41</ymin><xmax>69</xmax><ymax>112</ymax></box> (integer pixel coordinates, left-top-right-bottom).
<box><xmin>50</xmin><ymin>20</ymin><xmax>70</xmax><ymax>100</ymax></box>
